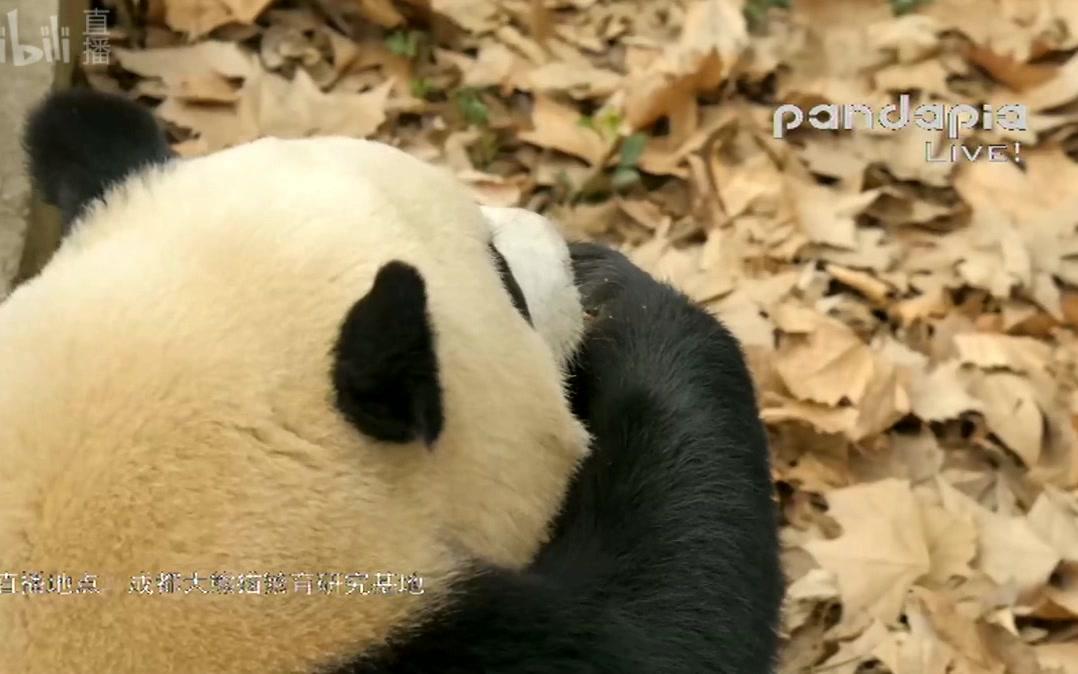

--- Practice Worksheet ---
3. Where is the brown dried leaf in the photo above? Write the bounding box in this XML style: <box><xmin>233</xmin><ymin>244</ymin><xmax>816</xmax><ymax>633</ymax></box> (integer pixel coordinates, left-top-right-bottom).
<box><xmin>964</xmin><ymin>44</ymin><xmax>1056</xmax><ymax>91</ymax></box>
<box><xmin>517</xmin><ymin>61</ymin><xmax>623</xmax><ymax>98</ymax></box>
<box><xmin>761</xmin><ymin>398</ymin><xmax>860</xmax><ymax>436</ymax></box>
<box><xmin>783</xmin><ymin>568</ymin><xmax>840</xmax><ymax>633</ymax></box>
<box><xmin>458</xmin><ymin>170</ymin><xmax>524</xmax><ymax>208</ymax></box>
<box><xmin>919</xmin><ymin>502</ymin><xmax>977</xmax><ymax>584</ymax></box>
<box><xmin>804</xmin><ymin>479</ymin><xmax>931</xmax><ymax>624</ymax></box>
<box><xmin>826</xmin><ymin>264</ymin><xmax>895</xmax><ymax>305</ymax></box>
<box><xmin>1028</xmin><ymin>487</ymin><xmax>1078</xmax><ymax>562</ymax></box>
<box><xmin>239</xmin><ymin>71</ymin><xmax>391</xmax><ymax>140</ymax></box>
<box><xmin>622</xmin><ymin>0</ymin><xmax>747</xmax><ymax>129</ymax></box>
<box><xmin>773</xmin><ymin>309</ymin><xmax>875</xmax><ymax>407</ymax></box>
<box><xmin>220</xmin><ymin>0</ymin><xmax>273</xmax><ymax>23</ymax></box>
<box><xmin>432</xmin><ymin>0</ymin><xmax>501</xmax><ymax>33</ymax></box>
<box><xmin>954</xmin><ymin>333</ymin><xmax>1053</xmax><ymax>374</ymax></box>
<box><xmin>937</xmin><ymin>477</ymin><xmax>1061</xmax><ymax>599</ymax></box>
<box><xmin>786</xmin><ymin>178</ymin><xmax>880</xmax><ymax>251</ymax></box>
<box><xmin>816</xmin><ymin>619</ymin><xmax>891</xmax><ymax>674</ymax></box>
<box><xmin>161</xmin><ymin>0</ymin><xmax>231</xmax><ymax>36</ymax></box>
<box><xmin>1044</xmin><ymin>562</ymin><xmax>1078</xmax><ymax>618</ymax></box>
<box><xmin>851</xmin><ymin>356</ymin><xmax>910</xmax><ymax>441</ymax></box>
<box><xmin>908</xmin><ymin>360</ymin><xmax>982</xmax><ymax>423</ymax></box>
<box><xmin>115</xmin><ymin>41</ymin><xmax>257</xmax><ymax>82</ymax></box>
<box><xmin>1008</xmin><ymin>52</ymin><xmax>1078</xmax><ymax>112</ymax></box>
<box><xmin>161</xmin><ymin>0</ymin><xmax>273</xmax><ymax>36</ymax></box>
<box><xmin>354</xmin><ymin>0</ymin><xmax>406</xmax><ymax>27</ymax></box>
<box><xmin>968</xmin><ymin>372</ymin><xmax>1044</xmax><ymax>467</ymax></box>
<box><xmin>518</xmin><ymin>96</ymin><xmax>613</xmax><ymax>165</ymax></box>
<box><xmin>1036</xmin><ymin>642</ymin><xmax>1078</xmax><ymax>674</ymax></box>
<box><xmin>901</xmin><ymin>588</ymin><xmax>1007</xmax><ymax>674</ymax></box>
<box><xmin>851</xmin><ymin>429</ymin><xmax>943</xmax><ymax>485</ymax></box>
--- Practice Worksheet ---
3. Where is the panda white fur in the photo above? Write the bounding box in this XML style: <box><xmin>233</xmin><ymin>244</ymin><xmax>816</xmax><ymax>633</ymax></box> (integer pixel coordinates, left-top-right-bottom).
<box><xmin>3</xmin><ymin>90</ymin><xmax>783</xmax><ymax>674</ymax></box>
<box><xmin>1</xmin><ymin>90</ymin><xmax>591</xmax><ymax>674</ymax></box>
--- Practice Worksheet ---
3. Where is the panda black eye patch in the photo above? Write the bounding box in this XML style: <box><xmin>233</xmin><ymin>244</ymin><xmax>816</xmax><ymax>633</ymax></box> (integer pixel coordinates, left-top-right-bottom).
<box><xmin>488</xmin><ymin>243</ymin><xmax>532</xmax><ymax>325</ymax></box>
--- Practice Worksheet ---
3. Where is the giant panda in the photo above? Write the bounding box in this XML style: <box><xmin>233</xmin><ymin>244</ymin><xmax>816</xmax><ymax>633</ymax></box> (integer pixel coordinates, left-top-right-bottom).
<box><xmin>2</xmin><ymin>90</ymin><xmax>783</xmax><ymax>673</ymax></box>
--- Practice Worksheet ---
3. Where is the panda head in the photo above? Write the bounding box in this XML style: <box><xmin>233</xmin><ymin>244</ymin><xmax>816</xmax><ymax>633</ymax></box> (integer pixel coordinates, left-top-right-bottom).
<box><xmin>0</xmin><ymin>90</ymin><xmax>589</xmax><ymax>673</ymax></box>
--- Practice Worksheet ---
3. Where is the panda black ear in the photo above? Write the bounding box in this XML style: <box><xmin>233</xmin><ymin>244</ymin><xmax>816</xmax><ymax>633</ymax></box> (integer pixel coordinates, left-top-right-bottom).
<box><xmin>23</xmin><ymin>89</ymin><xmax>175</xmax><ymax>234</ymax></box>
<box><xmin>332</xmin><ymin>261</ymin><xmax>444</xmax><ymax>448</ymax></box>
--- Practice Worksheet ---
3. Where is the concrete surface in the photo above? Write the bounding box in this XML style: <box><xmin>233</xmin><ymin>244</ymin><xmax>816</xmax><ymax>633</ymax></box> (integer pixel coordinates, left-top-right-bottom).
<box><xmin>0</xmin><ymin>0</ymin><xmax>59</xmax><ymax>298</ymax></box>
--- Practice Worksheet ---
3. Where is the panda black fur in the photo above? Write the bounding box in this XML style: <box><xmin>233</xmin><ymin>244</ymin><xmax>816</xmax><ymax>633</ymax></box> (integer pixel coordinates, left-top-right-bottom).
<box><xmin>354</xmin><ymin>244</ymin><xmax>785</xmax><ymax>673</ymax></box>
<box><xmin>23</xmin><ymin>88</ymin><xmax>176</xmax><ymax>232</ymax></box>
<box><xmin>6</xmin><ymin>90</ymin><xmax>783</xmax><ymax>673</ymax></box>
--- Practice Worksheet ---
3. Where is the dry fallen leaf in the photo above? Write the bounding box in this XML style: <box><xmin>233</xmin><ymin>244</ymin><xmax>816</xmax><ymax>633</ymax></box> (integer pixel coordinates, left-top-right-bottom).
<box><xmin>773</xmin><ymin>309</ymin><xmax>875</xmax><ymax>407</ymax></box>
<box><xmin>622</xmin><ymin>0</ymin><xmax>748</xmax><ymax>130</ymax></box>
<box><xmin>1036</xmin><ymin>642</ymin><xmax>1078</xmax><ymax>674</ymax></box>
<box><xmin>968</xmin><ymin>371</ymin><xmax>1045</xmax><ymax>468</ymax></box>
<box><xmin>354</xmin><ymin>0</ymin><xmax>405</xmax><ymax>27</ymax></box>
<box><xmin>786</xmin><ymin>179</ymin><xmax>880</xmax><ymax>251</ymax></box>
<box><xmin>518</xmin><ymin>96</ymin><xmax>613</xmax><ymax>166</ymax></box>
<box><xmin>162</xmin><ymin>0</ymin><xmax>274</xmax><ymax>37</ymax></box>
<box><xmin>937</xmin><ymin>477</ymin><xmax>1061</xmax><ymax>600</ymax></box>
<box><xmin>922</xmin><ymin>504</ymin><xmax>978</xmax><ymax>588</ymax></box>
<box><xmin>907</xmin><ymin>360</ymin><xmax>982</xmax><ymax>423</ymax></box>
<box><xmin>115</xmin><ymin>41</ymin><xmax>257</xmax><ymax>82</ymax></box>
<box><xmin>239</xmin><ymin>70</ymin><xmax>392</xmax><ymax>140</ymax></box>
<box><xmin>783</xmin><ymin>567</ymin><xmax>840</xmax><ymax>633</ymax></box>
<box><xmin>804</xmin><ymin>478</ymin><xmax>931</xmax><ymax>624</ymax></box>
<box><xmin>816</xmin><ymin>619</ymin><xmax>891</xmax><ymax>674</ymax></box>
<box><xmin>161</xmin><ymin>0</ymin><xmax>231</xmax><ymax>37</ymax></box>
<box><xmin>954</xmin><ymin>333</ymin><xmax>1053</xmax><ymax>375</ymax></box>
<box><xmin>431</xmin><ymin>0</ymin><xmax>501</xmax><ymax>33</ymax></box>
<box><xmin>900</xmin><ymin>588</ymin><xmax>1007</xmax><ymax>674</ymax></box>
<box><xmin>1028</xmin><ymin>487</ymin><xmax>1078</xmax><ymax>562</ymax></box>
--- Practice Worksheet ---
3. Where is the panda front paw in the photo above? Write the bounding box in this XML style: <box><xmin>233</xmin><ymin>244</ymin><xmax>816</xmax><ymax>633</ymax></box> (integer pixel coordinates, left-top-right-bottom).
<box><xmin>567</xmin><ymin>242</ymin><xmax>651</xmax><ymax>322</ymax></box>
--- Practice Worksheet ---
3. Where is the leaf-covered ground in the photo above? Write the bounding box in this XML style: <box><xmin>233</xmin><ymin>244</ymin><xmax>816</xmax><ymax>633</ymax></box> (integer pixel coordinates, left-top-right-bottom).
<box><xmin>88</xmin><ymin>0</ymin><xmax>1078</xmax><ymax>671</ymax></box>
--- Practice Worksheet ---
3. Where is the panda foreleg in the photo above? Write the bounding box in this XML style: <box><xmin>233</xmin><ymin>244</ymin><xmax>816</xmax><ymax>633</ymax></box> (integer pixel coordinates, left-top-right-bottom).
<box><xmin>531</xmin><ymin>242</ymin><xmax>784</xmax><ymax>673</ymax></box>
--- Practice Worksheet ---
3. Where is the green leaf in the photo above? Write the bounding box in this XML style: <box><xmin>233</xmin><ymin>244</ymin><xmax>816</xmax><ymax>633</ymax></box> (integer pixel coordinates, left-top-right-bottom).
<box><xmin>744</xmin><ymin>0</ymin><xmax>790</xmax><ymax>30</ymax></box>
<box><xmin>455</xmin><ymin>88</ymin><xmax>489</xmax><ymax>127</ymax></box>
<box><xmin>410</xmin><ymin>77</ymin><xmax>434</xmax><ymax>100</ymax></box>
<box><xmin>385</xmin><ymin>30</ymin><xmax>422</xmax><ymax>58</ymax></box>
<box><xmin>470</xmin><ymin>129</ymin><xmax>500</xmax><ymax>168</ymax></box>
<box><xmin>579</xmin><ymin>109</ymin><xmax>623</xmax><ymax>140</ymax></box>
<box><xmin>611</xmin><ymin>166</ymin><xmax>641</xmax><ymax>191</ymax></box>
<box><xmin>618</xmin><ymin>133</ymin><xmax>647</xmax><ymax>169</ymax></box>
<box><xmin>596</xmin><ymin>109</ymin><xmax>623</xmax><ymax>136</ymax></box>
<box><xmin>554</xmin><ymin>169</ymin><xmax>574</xmax><ymax>199</ymax></box>
<box><xmin>891</xmin><ymin>0</ymin><xmax>928</xmax><ymax>15</ymax></box>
